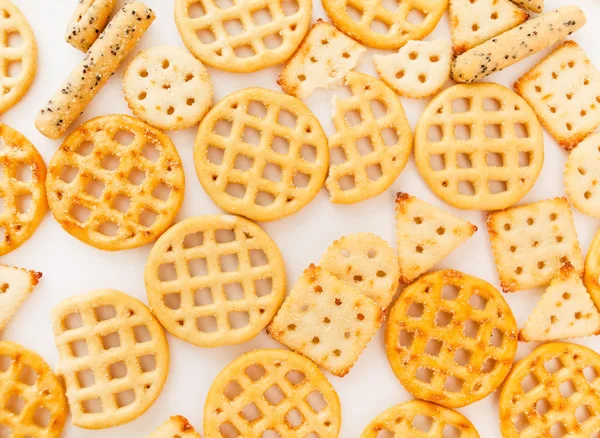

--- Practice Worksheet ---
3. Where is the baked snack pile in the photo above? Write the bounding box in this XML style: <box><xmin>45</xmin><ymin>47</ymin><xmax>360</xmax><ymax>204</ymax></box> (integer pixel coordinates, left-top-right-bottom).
<box><xmin>194</xmin><ymin>87</ymin><xmax>328</xmax><ymax>221</ymax></box>
<box><xmin>584</xmin><ymin>228</ymin><xmax>600</xmax><ymax>310</ymax></box>
<box><xmin>51</xmin><ymin>289</ymin><xmax>169</xmax><ymax>429</ymax></box>
<box><xmin>385</xmin><ymin>270</ymin><xmax>518</xmax><ymax>408</ymax></box>
<box><xmin>65</xmin><ymin>0</ymin><xmax>115</xmax><ymax>51</ymax></box>
<box><xmin>150</xmin><ymin>415</ymin><xmax>202</xmax><ymax>438</ymax></box>
<box><xmin>564</xmin><ymin>133</ymin><xmax>600</xmax><ymax>217</ymax></box>
<box><xmin>174</xmin><ymin>0</ymin><xmax>311</xmax><ymax>73</ymax></box>
<box><xmin>45</xmin><ymin>115</ymin><xmax>185</xmax><ymax>251</ymax></box>
<box><xmin>414</xmin><ymin>83</ymin><xmax>543</xmax><ymax>210</ymax></box>
<box><xmin>500</xmin><ymin>342</ymin><xmax>600</xmax><ymax>437</ymax></box>
<box><xmin>203</xmin><ymin>349</ymin><xmax>341</xmax><ymax>437</ymax></box>
<box><xmin>0</xmin><ymin>265</ymin><xmax>41</xmax><ymax>330</ymax></box>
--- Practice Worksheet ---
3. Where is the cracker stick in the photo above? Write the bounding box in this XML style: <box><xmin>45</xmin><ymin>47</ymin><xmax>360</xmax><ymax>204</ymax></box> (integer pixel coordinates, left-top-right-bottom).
<box><xmin>509</xmin><ymin>0</ymin><xmax>542</xmax><ymax>13</ymax></box>
<box><xmin>35</xmin><ymin>1</ymin><xmax>155</xmax><ymax>139</ymax></box>
<box><xmin>452</xmin><ymin>6</ymin><xmax>586</xmax><ymax>83</ymax></box>
<box><xmin>65</xmin><ymin>0</ymin><xmax>116</xmax><ymax>52</ymax></box>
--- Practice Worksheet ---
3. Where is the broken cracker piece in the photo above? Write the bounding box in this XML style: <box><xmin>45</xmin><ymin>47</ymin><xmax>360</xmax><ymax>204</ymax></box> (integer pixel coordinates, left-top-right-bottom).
<box><xmin>0</xmin><ymin>265</ymin><xmax>41</xmax><ymax>330</ymax></box>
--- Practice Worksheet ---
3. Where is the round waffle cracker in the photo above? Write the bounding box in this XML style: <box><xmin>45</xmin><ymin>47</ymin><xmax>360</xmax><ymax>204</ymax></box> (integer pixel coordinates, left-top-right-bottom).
<box><xmin>51</xmin><ymin>289</ymin><xmax>170</xmax><ymax>429</ymax></box>
<box><xmin>385</xmin><ymin>270</ymin><xmax>518</xmax><ymax>408</ymax></box>
<box><xmin>194</xmin><ymin>87</ymin><xmax>328</xmax><ymax>222</ymax></box>
<box><xmin>322</xmin><ymin>0</ymin><xmax>447</xmax><ymax>50</ymax></box>
<box><xmin>174</xmin><ymin>0</ymin><xmax>311</xmax><ymax>73</ymax></box>
<box><xmin>203</xmin><ymin>349</ymin><xmax>341</xmax><ymax>437</ymax></box>
<box><xmin>414</xmin><ymin>83</ymin><xmax>543</xmax><ymax>210</ymax></box>
<box><xmin>564</xmin><ymin>132</ymin><xmax>600</xmax><ymax>218</ymax></box>
<box><xmin>46</xmin><ymin>114</ymin><xmax>185</xmax><ymax>251</ymax></box>
<box><xmin>145</xmin><ymin>215</ymin><xmax>286</xmax><ymax>347</ymax></box>
<box><xmin>123</xmin><ymin>46</ymin><xmax>213</xmax><ymax>131</ymax></box>
<box><xmin>0</xmin><ymin>124</ymin><xmax>46</xmax><ymax>256</ymax></box>
<box><xmin>500</xmin><ymin>342</ymin><xmax>600</xmax><ymax>437</ymax></box>
<box><xmin>360</xmin><ymin>400</ymin><xmax>480</xmax><ymax>437</ymax></box>
<box><xmin>584</xmin><ymin>228</ymin><xmax>600</xmax><ymax>311</ymax></box>
<box><xmin>0</xmin><ymin>341</ymin><xmax>67</xmax><ymax>437</ymax></box>
<box><xmin>0</xmin><ymin>0</ymin><xmax>37</xmax><ymax>114</ymax></box>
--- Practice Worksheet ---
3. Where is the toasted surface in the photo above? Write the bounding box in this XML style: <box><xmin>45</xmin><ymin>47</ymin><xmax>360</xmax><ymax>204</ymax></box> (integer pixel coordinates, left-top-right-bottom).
<box><xmin>0</xmin><ymin>341</ymin><xmax>67</xmax><ymax>437</ymax></box>
<box><xmin>123</xmin><ymin>46</ymin><xmax>213</xmax><ymax>131</ymax></box>
<box><xmin>327</xmin><ymin>72</ymin><xmax>412</xmax><ymax>204</ymax></box>
<box><xmin>395</xmin><ymin>193</ymin><xmax>476</xmax><ymax>283</ymax></box>
<box><xmin>203</xmin><ymin>349</ymin><xmax>341</xmax><ymax>437</ymax></box>
<box><xmin>322</xmin><ymin>0</ymin><xmax>447</xmax><ymax>49</ymax></box>
<box><xmin>515</xmin><ymin>41</ymin><xmax>600</xmax><ymax>151</ymax></box>
<box><xmin>509</xmin><ymin>0</ymin><xmax>542</xmax><ymax>13</ymax></box>
<box><xmin>150</xmin><ymin>415</ymin><xmax>201</xmax><ymax>438</ymax></box>
<box><xmin>414</xmin><ymin>83</ymin><xmax>543</xmax><ymax>210</ymax></box>
<box><xmin>145</xmin><ymin>215</ymin><xmax>286</xmax><ymax>347</ymax></box>
<box><xmin>0</xmin><ymin>124</ymin><xmax>47</xmax><ymax>256</ymax></box>
<box><xmin>449</xmin><ymin>0</ymin><xmax>528</xmax><ymax>54</ymax></box>
<box><xmin>51</xmin><ymin>289</ymin><xmax>169</xmax><ymax>429</ymax></box>
<box><xmin>269</xmin><ymin>264</ymin><xmax>382</xmax><ymax>377</ymax></box>
<box><xmin>278</xmin><ymin>20</ymin><xmax>366</xmax><ymax>98</ymax></box>
<box><xmin>360</xmin><ymin>400</ymin><xmax>480</xmax><ymax>438</ymax></box>
<box><xmin>174</xmin><ymin>0</ymin><xmax>311</xmax><ymax>73</ymax></box>
<box><xmin>373</xmin><ymin>39</ymin><xmax>452</xmax><ymax>98</ymax></box>
<box><xmin>65</xmin><ymin>0</ymin><xmax>115</xmax><ymax>51</ymax></box>
<box><xmin>319</xmin><ymin>232</ymin><xmax>399</xmax><ymax>309</ymax></box>
<box><xmin>0</xmin><ymin>265</ymin><xmax>41</xmax><ymax>330</ymax></box>
<box><xmin>564</xmin><ymin>133</ymin><xmax>600</xmax><ymax>217</ymax></box>
<box><xmin>194</xmin><ymin>87</ymin><xmax>328</xmax><ymax>222</ymax></box>
<box><xmin>584</xmin><ymin>228</ymin><xmax>600</xmax><ymax>310</ymax></box>
<box><xmin>500</xmin><ymin>342</ymin><xmax>600</xmax><ymax>437</ymax></box>
<box><xmin>385</xmin><ymin>270</ymin><xmax>518</xmax><ymax>408</ymax></box>
<box><xmin>486</xmin><ymin>197</ymin><xmax>584</xmax><ymax>292</ymax></box>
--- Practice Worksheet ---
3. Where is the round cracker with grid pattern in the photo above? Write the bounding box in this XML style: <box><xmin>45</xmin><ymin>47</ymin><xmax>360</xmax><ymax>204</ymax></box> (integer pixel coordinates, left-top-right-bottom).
<box><xmin>322</xmin><ymin>0</ymin><xmax>447</xmax><ymax>49</ymax></box>
<box><xmin>203</xmin><ymin>349</ymin><xmax>341</xmax><ymax>437</ymax></box>
<box><xmin>46</xmin><ymin>114</ymin><xmax>185</xmax><ymax>251</ymax></box>
<box><xmin>51</xmin><ymin>289</ymin><xmax>169</xmax><ymax>429</ymax></box>
<box><xmin>584</xmin><ymin>228</ymin><xmax>600</xmax><ymax>312</ymax></box>
<box><xmin>327</xmin><ymin>72</ymin><xmax>412</xmax><ymax>204</ymax></box>
<box><xmin>145</xmin><ymin>215</ymin><xmax>286</xmax><ymax>347</ymax></box>
<box><xmin>0</xmin><ymin>0</ymin><xmax>37</xmax><ymax>114</ymax></box>
<box><xmin>385</xmin><ymin>270</ymin><xmax>518</xmax><ymax>408</ymax></box>
<box><xmin>174</xmin><ymin>0</ymin><xmax>311</xmax><ymax>73</ymax></box>
<box><xmin>0</xmin><ymin>341</ymin><xmax>67</xmax><ymax>437</ymax></box>
<box><xmin>499</xmin><ymin>342</ymin><xmax>600</xmax><ymax>437</ymax></box>
<box><xmin>360</xmin><ymin>400</ymin><xmax>480</xmax><ymax>437</ymax></box>
<box><xmin>564</xmin><ymin>132</ymin><xmax>600</xmax><ymax>218</ymax></box>
<box><xmin>414</xmin><ymin>83</ymin><xmax>543</xmax><ymax>210</ymax></box>
<box><xmin>0</xmin><ymin>124</ymin><xmax>46</xmax><ymax>256</ymax></box>
<box><xmin>194</xmin><ymin>87</ymin><xmax>328</xmax><ymax>222</ymax></box>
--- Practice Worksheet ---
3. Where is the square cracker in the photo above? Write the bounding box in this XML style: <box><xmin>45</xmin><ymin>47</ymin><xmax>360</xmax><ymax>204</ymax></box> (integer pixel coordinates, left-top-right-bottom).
<box><xmin>486</xmin><ymin>197</ymin><xmax>584</xmax><ymax>292</ymax></box>
<box><xmin>268</xmin><ymin>264</ymin><xmax>382</xmax><ymax>377</ymax></box>
<box><xmin>515</xmin><ymin>41</ymin><xmax>600</xmax><ymax>151</ymax></box>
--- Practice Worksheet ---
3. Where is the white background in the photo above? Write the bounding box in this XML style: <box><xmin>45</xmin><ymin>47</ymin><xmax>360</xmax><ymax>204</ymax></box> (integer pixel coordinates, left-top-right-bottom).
<box><xmin>3</xmin><ymin>0</ymin><xmax>600</xmax><ymax>436</ymax></box>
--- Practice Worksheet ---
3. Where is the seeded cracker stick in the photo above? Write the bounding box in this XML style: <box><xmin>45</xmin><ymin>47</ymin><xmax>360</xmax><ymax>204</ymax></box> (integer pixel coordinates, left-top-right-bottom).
<box><xmin>65</xmin><ymin>0</ymin><xmax>116</xmax><ymax>52</ymax></box>
<box><xmin>451</xmin><ymin>6</ymin><xmax>586</xmax><ymax>83</ymax></box>
<box><xmin>35</xmin><ymin>2</ymin><xmax>154</xmax><ymax>140</ymax></box>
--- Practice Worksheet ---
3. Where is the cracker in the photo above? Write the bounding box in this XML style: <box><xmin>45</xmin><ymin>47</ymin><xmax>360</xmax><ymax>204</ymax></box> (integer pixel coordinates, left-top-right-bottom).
<box><xmin>65</xmin><ymin>0</ymin><xmax>116</xmax><ymax>52</ymax></box>
<box><xmin>520</xmin><ymin>263</ymin><xmax>600</xmax><ymax>342</ymax></box>
<box><xmin>0</xmin><ymin>124</ymin><xmax>47</xmax><ymax>256</ymax></box>
<box><xmin>194</xmin><ymin>87</ymin><xmax>328</xmax><ymax>222</ymax></box>
<box><xmin>0</xmin><ymin>341</ymin><xmax>67</xmax><ymax>437</ymax></box>
<box><xmin>395</xmin><ymin>192</ymin><xmax>477</xmax><ymax>283</ymax></box>
<box><xmin>414</xmin><ymin>83</ymin><xmax>544</xmax><ymax>210</ymax></box>
<box><xmin>51</xmin><ymin>289</ymin><xmax>169</xmax><ymax>429</ymax></box>
<box><xmin>500</xmin><ymin>342</ymin><xmax>600</xmax><ymax>437</ymax></box>
<box><xmin>486</xmin><ymin>197</ymin><xmax>584</xmax><ymax>292</ymax></box>
<box><xmin>45</xmin><ymin>115</ymin><xmax>185</xmax><ymax>251</ymax></box>
<box><xmin>319</xmin><ymin>232</ymin><xmax>399</xmax><ymax>309</ymax></box>
<box><xmin>373</xmin><ymin>39</ymin><xmax>452</xmax><ymax>99</ymax></box>
<box><xmin>327</xmin><ymin>71</ymin><xmax>412</xmax><ymax>204</ymax></box>
<box><xmin>0</xmin><ymin>265</ymin><xmax>41</xmax><ymax>330</ymax></box>
<box><xmin>449</xmin><ymin>0</ymin><xmax>528</xmax><ymax>55</ymax></box>
<box><xmin>509</xmin><ymin>0</ymin><xmax>542</xmax><ymax>13</ymax></box>
<box><xmin>322</xmin><ymin>0</ymin><xmax>447</xmax><ymax>50</ymax></box>
<box><xmin>385</xmin><ymin>270</ymin><xmax>518</xmax><ymax>408</ymax></box>
<box><xmin>584</xmin><ymin>228</ymin><xmax>600</xmax><ymax>311</ymax></box>
<box><xmin>452</xmin><ymin>6</ymin><xmax>586</xmax><ymax>83</ymax></box>
<box><xmin>203</xmin><ymin>349</ymin><xmax>341</xmax><ymax>437</ymax></box>
<box><xmin>515</xmin><ymin>41</ymin><xmax>600</xmax><ymax>151</ymax></box>
<box><xmin>123</xmin><ymin>46</ymin><xmax>213</xmax><ymax>131</ymax></box>
<box><xmin>360</xmin><ymin>400</ymin><xmax>480</xmax><ymax>438</ymax></box>
<box><xmin>145</xmin><ymin>215</ymin><xmax>286</xmax><ymax>347</ymax></box>
<box><xmin>564</xmin><ymin>133</ymin><xmax>600</xmax><ymax>217</ymax></box>
<box><xmin>150</xmin><ymin>415</ymin><xmax>201</xmax><ymax>438</ymax></box>
<box><xmin>278</xmin><ymin>20</ymin><xmax>366</xmax><ymax>98</ymax></box>
<box><xmin>268</xmin><ymin>264</ymin><xmax>382</xmax><ymax>377</ymax></box>
<box><xmin>174</xmin><ymin>0</ymin><xmax>311</xmax><ymax>73</ymax></box>
<box><xmin>35</xmin><ymin>2</ymin><xmax>155</xmax><ymax>139</ymax></box>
